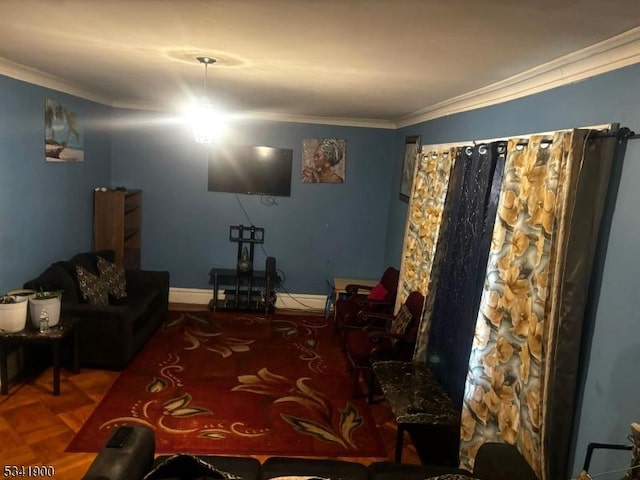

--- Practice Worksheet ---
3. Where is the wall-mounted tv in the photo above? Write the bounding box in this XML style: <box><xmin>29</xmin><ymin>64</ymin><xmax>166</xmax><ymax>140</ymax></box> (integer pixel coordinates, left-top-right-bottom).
<box><xmin>208</xmin><ymin>144</ymin><xmax>293</xmax><ymax>197</ymax></box>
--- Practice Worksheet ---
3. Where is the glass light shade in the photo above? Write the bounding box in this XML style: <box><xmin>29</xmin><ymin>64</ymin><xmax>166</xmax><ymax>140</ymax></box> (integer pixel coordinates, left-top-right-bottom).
<box><xmin>190</xmin><ymin>97</ymin><xmax>221</xmax><ymax>144</ymax></box>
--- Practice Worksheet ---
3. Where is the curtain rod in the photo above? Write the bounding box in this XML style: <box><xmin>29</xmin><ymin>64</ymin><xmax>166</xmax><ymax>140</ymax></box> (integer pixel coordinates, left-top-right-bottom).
<box><xmin>420</xmin><ymin>123</ymin><xmax>614</xmax><ymax>153</ymax></box>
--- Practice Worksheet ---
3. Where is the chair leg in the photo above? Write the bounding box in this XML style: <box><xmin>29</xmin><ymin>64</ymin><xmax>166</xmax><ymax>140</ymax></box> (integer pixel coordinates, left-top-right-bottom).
<box><xmin>367</xmin><ymin>368</ymin><xmax>377</xmax><ymax>404</ymax></box>
<box><xmin>351</xmin><ymin>367</ymin><xmax>361</xmax><ymax>397</ymax></box>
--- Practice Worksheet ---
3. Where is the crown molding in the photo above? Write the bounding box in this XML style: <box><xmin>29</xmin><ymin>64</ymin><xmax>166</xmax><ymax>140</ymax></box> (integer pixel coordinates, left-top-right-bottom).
<box><xmin>243</xmin><ymin>111</ymin><xmax>396</xmax><ymax>129</ymax></box>
<box><xmin>0</xmin><ymin>57</ymin><xmax>113</xmax><ymax>106</ymax></box>
<box><xmin>3</xmin><ymin>26</ymin><xmax>640</xmax><ymax>130</ymax></box>
<box><xmin>394</xmin><ymin>26</ymin><xmax>640</xmax><ymax>128</ymax></box>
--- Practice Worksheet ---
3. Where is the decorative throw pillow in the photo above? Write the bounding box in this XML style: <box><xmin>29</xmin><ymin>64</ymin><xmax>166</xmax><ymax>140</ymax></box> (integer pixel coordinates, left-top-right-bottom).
<box><xmin>97</xmin><ymin>256</ymin><xmax>127</xmax><ymax>299</ymax></box>
<box><xmin>367</xmin><ymin>283</ymin><xmax>388</xmax><ymax>301</ymax></box>
<box><xmin>75</xmin><ymin>265</ymin><xmax>109</xmax><ymax>306</ymax></box>
<box><xmin>390</xmin><ymin>304</ymin><xmax>413</xmax><ymax>336</ymax></box>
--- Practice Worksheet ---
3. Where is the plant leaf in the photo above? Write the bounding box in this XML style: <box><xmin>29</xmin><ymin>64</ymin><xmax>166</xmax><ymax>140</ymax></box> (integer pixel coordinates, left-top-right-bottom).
<box><xmin>163</xmin><ymin>393</ymin><xmax>191</xmax><ymax>412</ymax></box>
<box><xmin>170</xmin><ymin>407</ymin><xmax>211</xmax><ymax>417</ymax></box>
<box><xmin>281</xmin><ymin>414</ymin><xmax>346</xmax><ymax>447</ymax></box>
<box><xmin>339</xmin><ymin>402</ymin><xmax>363</xmax><ymax>448</ymax></box>
<box><xmin>146</xmin><ymin>377</ymin><xmax>167</xmax><ymax>393</ymax></box>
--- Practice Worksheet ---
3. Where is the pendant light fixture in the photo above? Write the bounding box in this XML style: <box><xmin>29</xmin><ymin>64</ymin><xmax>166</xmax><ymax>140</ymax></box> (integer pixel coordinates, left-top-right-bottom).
<box><xmin>191</xmin><ymin>56</ymin><xmax>219</xmax><ymax>144</ymax></box>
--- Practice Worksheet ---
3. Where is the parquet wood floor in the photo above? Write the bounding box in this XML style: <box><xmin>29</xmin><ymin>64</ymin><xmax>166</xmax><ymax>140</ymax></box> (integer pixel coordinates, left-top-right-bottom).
<box><xmin>0</xmin><ymin>305</ymin><xmax>418</xmax><ymax>479</ymax></box>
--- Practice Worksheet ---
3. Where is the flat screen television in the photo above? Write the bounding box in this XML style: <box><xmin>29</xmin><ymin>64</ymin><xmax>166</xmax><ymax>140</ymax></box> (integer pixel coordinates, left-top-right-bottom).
<box><xmin>208</xmin><ymin>144</ymin><xmax>293</xmax><ymax>197</ymax></box>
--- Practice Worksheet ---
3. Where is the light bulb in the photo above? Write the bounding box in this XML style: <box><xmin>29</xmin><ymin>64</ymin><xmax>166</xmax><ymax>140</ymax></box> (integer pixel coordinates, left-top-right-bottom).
<box><xmin>189</xmin><ymin>97</ymin><xmax>222</xmax><ymax>144</ymax></box>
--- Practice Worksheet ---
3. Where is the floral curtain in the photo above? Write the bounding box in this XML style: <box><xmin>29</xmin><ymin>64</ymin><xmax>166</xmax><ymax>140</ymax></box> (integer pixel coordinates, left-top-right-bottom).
<box><xmin>458</xmin><ymin>131</ymin><xmax>616</xmax><ymax>480</ymax></box>
<box><xmin>395</xmin><ymin>147</ymin><xmax>459</xmax><ymax>362</ymax></box>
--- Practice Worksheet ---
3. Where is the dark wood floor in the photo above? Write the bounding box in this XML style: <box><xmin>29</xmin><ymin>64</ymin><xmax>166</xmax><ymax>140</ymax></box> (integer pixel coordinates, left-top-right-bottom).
<box><xmin>0</xmin><ymin>305</ymin><xmax>419</xmax><ymax>479</ymax></box>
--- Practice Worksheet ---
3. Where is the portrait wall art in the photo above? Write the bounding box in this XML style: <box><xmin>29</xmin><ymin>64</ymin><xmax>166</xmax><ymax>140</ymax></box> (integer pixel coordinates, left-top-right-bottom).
<box><xmin>301</xmin><ymin>138</ymin><xmax>346</xmax><ymax>184</ymax></box>
<box><xmin>44</xmin><ymin>98</ymin><xmax>84</xmax><ymax>162</ymax></box>
<box><xmin>399</xmin><ymin>135</ymin><xmax>420</xmax><ymax>201</ymax></box>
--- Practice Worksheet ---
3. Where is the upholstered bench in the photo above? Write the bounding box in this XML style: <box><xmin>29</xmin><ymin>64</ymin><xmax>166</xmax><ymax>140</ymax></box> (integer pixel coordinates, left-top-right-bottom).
<box><xmin>372</xmin><ymin>360</ymin><xmax>460</xmax><ymax>464</ymax></box>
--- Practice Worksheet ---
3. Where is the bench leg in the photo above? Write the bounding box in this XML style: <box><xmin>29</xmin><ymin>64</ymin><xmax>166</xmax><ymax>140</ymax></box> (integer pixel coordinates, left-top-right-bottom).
<box><xmin>395</xmin><ymin>424</ymin><xmax>405</xmax><ymax>462</ymax></box>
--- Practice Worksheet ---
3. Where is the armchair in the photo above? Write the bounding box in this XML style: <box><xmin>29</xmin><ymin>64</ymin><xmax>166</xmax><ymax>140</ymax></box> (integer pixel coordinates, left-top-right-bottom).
<box><xmin>344</xmin><ymin>290</ymin><xmax>424</xmax><ymax>403</ymax></box>
<box><xmin>334</xmin><ymin>266</ymin><xmax>399</xmax><ymax>333</ymax></box>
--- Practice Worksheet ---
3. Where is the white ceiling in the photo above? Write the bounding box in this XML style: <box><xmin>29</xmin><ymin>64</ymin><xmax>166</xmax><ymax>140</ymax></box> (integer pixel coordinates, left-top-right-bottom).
<box><xmin>1</xmin><ymin>0</ymin><xmax>640</xmax><ymax>128</ymax></box>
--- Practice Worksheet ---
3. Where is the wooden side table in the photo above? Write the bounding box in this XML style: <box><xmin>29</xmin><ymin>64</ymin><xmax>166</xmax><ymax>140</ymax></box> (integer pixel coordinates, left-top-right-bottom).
<box><xmin>0</xmin><ymin>317</ymin><xmax>79</xmax><ymax>396</ymax></box>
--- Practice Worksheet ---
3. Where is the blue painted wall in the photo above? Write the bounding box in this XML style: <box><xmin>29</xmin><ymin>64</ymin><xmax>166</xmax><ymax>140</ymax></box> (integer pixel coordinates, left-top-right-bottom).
<box><xmin>110</xmin><ymin>112</ymin><xmax>395</xmax><ymax>294</ymax></box>
<box><xmin>2</xmin><ymin>61</ymin><xmax>640</xmax><ymax>477</ymax></box>
<box><xmin>0</xmin><ymin>76</ymin><xmax>111</xmax><ymax>294</ymax></box>
<box><xmin>385</xmin><ymin>63</ymin><xmax>640</xmax><ymax>477</ymax></box>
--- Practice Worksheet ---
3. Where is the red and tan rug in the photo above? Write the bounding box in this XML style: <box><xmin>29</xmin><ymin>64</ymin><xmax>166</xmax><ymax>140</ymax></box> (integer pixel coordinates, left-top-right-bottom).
<box><xmin>66</xmin><ymin>311</ymin><xmax>387</xmax><ymax>457</ymax></box>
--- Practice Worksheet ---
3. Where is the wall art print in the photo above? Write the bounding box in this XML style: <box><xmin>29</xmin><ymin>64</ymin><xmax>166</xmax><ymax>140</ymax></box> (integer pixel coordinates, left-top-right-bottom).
<box><xmin>301</xmin><ymin>138</ymin><xmax>346</xmax><ymax>183</ymax></box>
<box><xmin>45</xmin><ymin>98</ymin><xmax>84</xmax><ymax>162</ymax></box>
<box><xmin>400</xmin><ymin>135</ymin><xmax>420</xmax><ymax>201</ymax></box>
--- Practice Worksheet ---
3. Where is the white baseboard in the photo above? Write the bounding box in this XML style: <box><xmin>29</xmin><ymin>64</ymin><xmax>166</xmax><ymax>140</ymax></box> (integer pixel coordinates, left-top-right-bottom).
<box><xmin>169</xmin><ymin>287</ymin><xmax>327</xmax><ymax>311</ymax></box>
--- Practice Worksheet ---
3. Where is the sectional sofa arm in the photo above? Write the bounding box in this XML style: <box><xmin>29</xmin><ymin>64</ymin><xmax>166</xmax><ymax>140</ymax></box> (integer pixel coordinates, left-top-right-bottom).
<box><xmin>82</xmin><ymin>426</ymin><xmax>155</xmax><ymax>480</ymax></box>
<box><xmin>125</xmin><ymin>270</ymin><xmax>170</xmax><ymax>297</ymax></box>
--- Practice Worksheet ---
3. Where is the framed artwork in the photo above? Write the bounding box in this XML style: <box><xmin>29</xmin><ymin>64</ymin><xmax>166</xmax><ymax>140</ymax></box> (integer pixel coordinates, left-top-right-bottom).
<box><xmin>45</xmin><ymin>98</ymin><xmax>84</xmax><ymax>162</ymax></box>
<box><xmin>301</xmin><ymin>138</ymin><xmax>346</xmax><ymax>184</ymax></box>
<box><xmin>399</xmin><ymin>135</ymin><xmax>420</xmax><ymax>201</ymax></box>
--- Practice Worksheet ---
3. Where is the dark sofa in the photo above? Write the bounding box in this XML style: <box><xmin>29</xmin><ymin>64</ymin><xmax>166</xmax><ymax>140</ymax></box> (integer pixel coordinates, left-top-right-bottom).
<box><xmin>24</xmin><ymin>250</ymin><xmax>169</xmax><ymax>369</ymax></box>
<box><xmin>82</xmin><ymin>426</ymin><xmax>539</xmax><ymax>480</ymax></box>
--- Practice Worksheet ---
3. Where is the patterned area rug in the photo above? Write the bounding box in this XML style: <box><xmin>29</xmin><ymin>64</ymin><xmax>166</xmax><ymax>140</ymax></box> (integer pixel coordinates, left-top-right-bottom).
<box><xmin>66</xmin><ymin>311</ymin><xmax>387</xmax><ymax>457</ymax></box>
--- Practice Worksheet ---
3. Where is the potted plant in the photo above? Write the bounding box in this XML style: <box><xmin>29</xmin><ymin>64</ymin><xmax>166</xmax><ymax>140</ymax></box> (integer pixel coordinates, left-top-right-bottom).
<box><xmin>0</xmin><ymin>295</ymin><xmax>28</xmax><ymax>333</ymax></box>
<box><xmin>28</xmin><ymin>289</ymin><xmax>62</xmax><ymax>328</ymax></box>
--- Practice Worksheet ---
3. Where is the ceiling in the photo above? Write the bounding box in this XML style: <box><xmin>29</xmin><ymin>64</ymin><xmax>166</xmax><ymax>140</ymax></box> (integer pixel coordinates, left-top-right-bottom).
<box><xmin>1</xmin><ymin>0</ymin><xmax>640</xmax><ymax>128</ymax></box>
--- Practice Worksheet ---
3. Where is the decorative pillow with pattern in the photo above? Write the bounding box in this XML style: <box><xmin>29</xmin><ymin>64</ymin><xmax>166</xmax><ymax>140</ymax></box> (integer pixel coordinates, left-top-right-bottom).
<box><xmin>75</xmin><ymin>265</ymin><xmax>109</xmax><ymax>306</ymax></box>
<box><xmin>97</xmin><ymin>256</ymin><xmax>127</xmax><ymax>299</ymax></box>
<box><xmin>390</xmin><ymin>304</ymin><xmax>413</xmax><ymax>336</ymax></box>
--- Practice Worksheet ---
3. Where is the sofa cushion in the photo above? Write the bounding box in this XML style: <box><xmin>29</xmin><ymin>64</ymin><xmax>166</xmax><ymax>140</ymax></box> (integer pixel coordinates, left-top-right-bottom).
<box><xmin>123</xmin><ymin>290</ymin><xmax>161</xmax><ymax>331</ymax></box>
<box><xmin>75</xmin><ymin>266</ymin><xmax>109</xmax><ymax>306</ymax></box>
<box><xmin>144</xmin><ymin>454</ymin><xmax>234</xmax><ymax>479</ymax></box>
<box><xmin>154</xmin><ymin>455</ymin><xmax>260</xmax><ymax>480</ymax></box>
<box><xmin>260</xmin><ymin>457</ymin><xmax>369</xmax><ymax>480</ymax></box>
<box><xmin>97</xmin><ymin>256</ymin><xmax>128</xmax><ymax>300</ymax></box>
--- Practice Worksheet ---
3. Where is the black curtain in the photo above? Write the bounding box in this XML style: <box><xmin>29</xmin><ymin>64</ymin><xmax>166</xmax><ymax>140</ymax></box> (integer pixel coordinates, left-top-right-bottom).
<box><xmin>427</xmin><ymin>141</ymin><xmax>506</xmax><ymax>412</ymax></box>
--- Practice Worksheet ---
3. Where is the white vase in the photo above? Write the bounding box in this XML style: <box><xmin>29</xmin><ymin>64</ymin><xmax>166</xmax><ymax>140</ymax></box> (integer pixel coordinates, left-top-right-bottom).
<box><xmin>29</xmin><ymin>295</ymin><xmax>61</xmax><ymax>328</ymax></box>
<box><xmin>7</xmin><ymin>289</ymin><xmax>37</xmax><ymax>324</ymax></box>
<box><xmin>0</xmin><ymin>297</ymin><xmax>28</xmax><ymax>333</ymax></box>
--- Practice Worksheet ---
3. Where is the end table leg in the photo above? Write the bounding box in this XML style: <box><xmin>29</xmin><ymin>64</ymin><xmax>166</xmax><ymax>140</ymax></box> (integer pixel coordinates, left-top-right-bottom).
<box><xmin>213</xmin><ymin>274</ymin><xmax>219</xmax><ymax>312</ymax></box>
<box><xmin>395</xmin><ymin>424</ymin><xmax>405</xmax><ymax>462</ymax></box>
<box><xmin>265</xmin><ymin>275</ymin><xmax>271</xmax><ymax>315</ymax></box>
<box><xmin>52</xmin><ymin>342</ymin><xmax>60</xmax><ymax>396</ymax></box>
<box><xmin>0</xmin><ymin>340</ymin><xmax>8</xmax><ymax>395</ymax></box>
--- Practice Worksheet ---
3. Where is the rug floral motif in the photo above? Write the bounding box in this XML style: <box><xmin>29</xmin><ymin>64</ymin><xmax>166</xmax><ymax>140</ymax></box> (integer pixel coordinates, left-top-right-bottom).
<box><xmin>66</xmin><ymin>311</ymin><xmax>386</xmax><ymax>457</ymax></box>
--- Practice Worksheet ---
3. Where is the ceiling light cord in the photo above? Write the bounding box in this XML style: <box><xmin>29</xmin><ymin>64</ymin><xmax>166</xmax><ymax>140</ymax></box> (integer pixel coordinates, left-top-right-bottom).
<box><xmin>203</xmin><ymin>62</ymin><xmax>208</xmax><ymax>97</ymax></box>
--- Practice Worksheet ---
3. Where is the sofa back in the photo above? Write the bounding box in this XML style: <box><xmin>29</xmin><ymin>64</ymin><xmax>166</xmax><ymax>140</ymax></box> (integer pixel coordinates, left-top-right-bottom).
<box><xmin>24</xmin><ymin>250</ymin><xmax>115</xmax><ymax>304</ymax></box>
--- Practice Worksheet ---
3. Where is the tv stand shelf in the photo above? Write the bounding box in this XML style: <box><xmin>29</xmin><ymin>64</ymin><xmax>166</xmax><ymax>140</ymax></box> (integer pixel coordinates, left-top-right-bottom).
<box><xmin>208</xmin><ymin>268</ymin><xmax>280</xmax><ymax>314</ymax></box>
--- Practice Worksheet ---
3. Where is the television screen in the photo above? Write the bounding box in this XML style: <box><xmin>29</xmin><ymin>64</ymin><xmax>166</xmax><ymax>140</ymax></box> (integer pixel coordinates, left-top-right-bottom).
<box><xmin>208</xmin><ymin>144</ymin><xmax>293</xmax><ymax>197</ymax></box>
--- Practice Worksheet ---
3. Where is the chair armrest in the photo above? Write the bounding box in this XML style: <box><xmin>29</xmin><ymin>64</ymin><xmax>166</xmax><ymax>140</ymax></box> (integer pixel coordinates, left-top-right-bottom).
<box><xmin>360</xmin><ymin>312</ymin><xmax>394</xmax><ymax>322</ymax></box>
<box><xmin>370</xmin><ymin>331</ymin><xmax>415</xmax><ymax>343</ymax></box>
<box><xmin>359</xmin><ymin>312</ymin><xmax>394</xmax><ymax>330</ymax></box>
